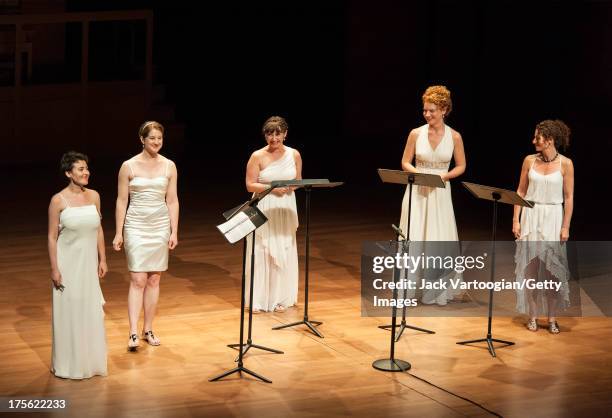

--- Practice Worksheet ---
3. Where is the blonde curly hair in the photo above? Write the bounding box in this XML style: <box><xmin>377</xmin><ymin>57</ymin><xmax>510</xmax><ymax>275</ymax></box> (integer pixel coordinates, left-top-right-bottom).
<box><xmin>422</xmin><ymin>85</ymin><xmax>452</xmax><ymax>116</ymax></box>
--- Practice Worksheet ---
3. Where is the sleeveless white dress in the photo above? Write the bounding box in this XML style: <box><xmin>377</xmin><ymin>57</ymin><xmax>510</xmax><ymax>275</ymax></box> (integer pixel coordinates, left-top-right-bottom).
<box><xmin>52</xmin><ymin>197</ymin><xmax>107</xmax><ymax>379</ymax></box>
<box><xmin>515</xmin><ymin>156</ymin><xmax>570</xmax><ymax>315</ymax></box>
<box><xmin>245</xmin><ymin>147</ymin><xmax>299</xmax><ymax>311</ymax></box>
<box><xmin>123</xmin><ymin>159</ymin><xmax>171</xmax><ymax>272</ymax></box>
<box><xmin>399</xmin><ymin>124</ymin><xmax>462</xmax><ymax>304</ymax></box>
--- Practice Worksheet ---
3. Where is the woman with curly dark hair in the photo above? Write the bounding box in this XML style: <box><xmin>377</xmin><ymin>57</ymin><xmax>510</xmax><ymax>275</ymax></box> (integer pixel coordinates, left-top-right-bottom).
<box><xmin>513</xmin><ymin>120</ymin><xmax>574</xmax><ymax>334</ymax></box>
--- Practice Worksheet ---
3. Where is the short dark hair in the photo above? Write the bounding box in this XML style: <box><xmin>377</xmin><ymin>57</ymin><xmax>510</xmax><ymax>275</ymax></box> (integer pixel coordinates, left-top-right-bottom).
<box><xmin>60</xmin><ymin>151</ymin><xmax>89</xmax><ymax>174</ymax></box>
<box><xmin>262</xmin><ymin>116</ymin><xmax>288</xmax><ymax>136</ymax></box>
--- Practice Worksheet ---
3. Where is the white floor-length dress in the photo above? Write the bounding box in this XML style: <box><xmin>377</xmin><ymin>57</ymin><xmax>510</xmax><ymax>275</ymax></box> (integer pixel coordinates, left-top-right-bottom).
<box><xmin>245</xmin><ymin>147</ymin><xmax>299</xmax><ymax>311</ymax></box>
<box><xmin>52</xmin><ymin>198</ymin><xmax>107</xmax><ymax>379</ymax></box>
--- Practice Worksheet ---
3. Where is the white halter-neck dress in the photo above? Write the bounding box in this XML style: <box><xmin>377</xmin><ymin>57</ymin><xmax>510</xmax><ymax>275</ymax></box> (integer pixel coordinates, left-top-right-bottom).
<box><xmin>399</xmin><ymin>124</ymin><xmax>462</xmax><ymax>304</ymax></box>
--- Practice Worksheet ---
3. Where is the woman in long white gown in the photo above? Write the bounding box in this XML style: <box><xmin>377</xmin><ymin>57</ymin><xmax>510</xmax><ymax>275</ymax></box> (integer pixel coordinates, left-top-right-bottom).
<box><xmin>513</xmin><ymin>120</ymin><xmax>574</xmax><ymax>334</ymax></box>
<box><xmin>47</xmin><ymin>151</ymin><xmax>108</xmax><ymax>379</ymax></box>
<box><xmin>244</xmin><ymin>116</ymin><xmax>302</xmax><ymax>312</ymax></box>
<box><xmin>399</xmin><ymin>85</ymin><xmax>466</xmax><ymax>305</ymax></box>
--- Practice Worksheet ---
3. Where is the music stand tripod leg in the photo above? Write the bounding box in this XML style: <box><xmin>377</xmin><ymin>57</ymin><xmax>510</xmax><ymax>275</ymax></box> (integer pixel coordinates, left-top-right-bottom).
<box><xmin>456</xmin><ymin>196</ymin><xmax>514</xmax><ymax>357</ymax></box>
<box><xmin>210</xmin><ymin>236</ymin><xmax>272</xmax><ymax>383</ymax></box>
<box><xmin>228</xmin><ymin>230</ymin><xmax>284</xmax><ymax>360</ymax></box>
<box><xmin>272</xmin><ymin>186</ymin><xmax>324</xmax><ymax>338</ymax></box>
<box><xmin>379</xmin><ymin>180</ymin><xmax>435</xmax><ymax>339</ymax></box>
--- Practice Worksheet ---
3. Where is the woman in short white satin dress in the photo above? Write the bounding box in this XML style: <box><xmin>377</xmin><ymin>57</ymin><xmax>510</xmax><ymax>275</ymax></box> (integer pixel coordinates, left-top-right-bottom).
<box><xmin>399</xmin><ymin>86</ymin><xmax>466</xmax><ymax>305</ymax></box>
<box><xmin>513</xmin><ymin>120</ymin><xmax>574</xmax><ymax>334</ymax></box>
<box><xmin>245</xmin><ymin>116</ymin><xmax>302</xmax><ymax>312</ymax></box>
<box><xmin>113</xmin><ymin>121</ymin><xmax>179</xmax><ymax>350</ymax></box>
<box><xmin>47</xmin><ymin>151</ymin><xmax>107</xmax><ymax>379</ymax></box>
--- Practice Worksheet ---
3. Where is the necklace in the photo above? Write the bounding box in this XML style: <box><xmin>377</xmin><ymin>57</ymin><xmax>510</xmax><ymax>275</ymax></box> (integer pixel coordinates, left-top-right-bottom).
<box><xmin>540</xmin><ymin>151</ymin><xmax>559</xmax><ymax>163</ymax></box>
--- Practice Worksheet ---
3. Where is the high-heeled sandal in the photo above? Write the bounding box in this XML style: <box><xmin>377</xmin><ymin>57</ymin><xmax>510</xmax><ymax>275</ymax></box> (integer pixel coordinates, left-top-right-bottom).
<box><xmin>273</xmin><ymin>305</ymin><xmax>286</xmax><ymax>313</ymax></box>
<box><xmin>548</xmin><ymin>321</ymin><xmax>560</xmax><ymax>334</ymax></box>
<box><xmin>127</xmin><ymin>334</ymin><xmax>139</xmax><ymax>351</ymax></box>
<box><xmin>142</xmin><ymin>330</ymin><xmax>161</xmax><ymax>346</ymax></box>
<box><xmin>526</xmin><ymin>318</ymin><xmax>538</xmax><ymax>332</ymax></box>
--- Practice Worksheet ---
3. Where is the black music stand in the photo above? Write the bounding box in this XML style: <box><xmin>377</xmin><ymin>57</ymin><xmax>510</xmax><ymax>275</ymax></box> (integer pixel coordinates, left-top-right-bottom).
<box><xmin>270</xmin><ymin>179</ymin><xmax>343</xmax><ymax>338</ymax></box>
<box><xmin>223</xmin><ymin>190</ymin><xmax>285</xmax><ymax>360</ymax></box>
<box><xmin>372</xmin><ymin>234</ymin><xmax>411</xmax><ymax>372</ymax></box>
<box><xmin>456</xmin><ymin>181</ymin><xmax>534</xmax><ymax>357</ymax></box>
<box><xmin>210</xmin><ymin>189</ymin><xmax>281</xmax><ymax>383</ymax></box>
<box><xmin>377</xmin><ymin>169</ymin><xmax>444</xmax><ymax>340</ymax></box>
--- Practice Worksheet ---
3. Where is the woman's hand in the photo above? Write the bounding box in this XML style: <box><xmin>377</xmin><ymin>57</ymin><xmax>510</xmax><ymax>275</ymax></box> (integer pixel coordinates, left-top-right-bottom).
<box><xmin>168</xmin><ymin>232</ymin><xmax>178</xmax><ymax>250</ymax></box>
<box><xmin>512</xmin><ymin>221</ymin><xmax>521</xmax><ymax>239</ymax></box>
<box><xmin>51</xmin><ymin>269</ymin><xmax>62</xmax><ymax>288</ymax></box>
<box><xmin>272</xmin><ymin>187</ymin><xmax>289</xmax><ymax>196</ymax></box>
<box><xmin>560</xmin><ymin>227</ymin><xmax>570</xmax><ymax>242</ymax></box>
<box><xmin>98</xmin><ymin>261</ymin><xmax>108</xmax><ymax>278</ymax></box>
<box><xmin>112</xmin><ymin>234</ymin><xmax>123</xmax><ymax>251</ymax></box>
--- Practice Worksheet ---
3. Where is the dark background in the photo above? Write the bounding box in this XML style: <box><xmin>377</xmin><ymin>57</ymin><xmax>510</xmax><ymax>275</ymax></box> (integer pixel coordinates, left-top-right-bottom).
<box><xmin>7</xmin><ymin>0</ymin><xmax>612</xmax><ymax>239</ymax></box>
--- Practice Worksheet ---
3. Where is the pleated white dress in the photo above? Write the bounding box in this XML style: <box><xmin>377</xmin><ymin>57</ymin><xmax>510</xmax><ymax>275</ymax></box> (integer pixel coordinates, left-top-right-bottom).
<box><xmin>123</xmin><ymin>160</ymin><xmax>171</xmax><ymax>272</ymax></box>
<box><xmin>245</xmin><ymin>147</ymin><xmax>299</xmax><ymax>311</ymax></box>
<box><xmin>515</xmin><ymin>156</ymin><xmax>570</xmax><ymax>315</ymax></box>
<box><xmin>51</xmin><ymin>197</ymin><xmax>107</xmax><ymax>379</ymax></box>
<box><xmin>399</xmin><ymin>124</ymin><xmax>462</xmax><ymax>304</ymax></box>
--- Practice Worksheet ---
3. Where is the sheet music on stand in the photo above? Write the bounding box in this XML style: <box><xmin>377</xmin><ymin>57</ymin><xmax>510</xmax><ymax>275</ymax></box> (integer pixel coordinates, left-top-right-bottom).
<box><xmin>217</xmin><ymin>205</ymin><xmax>267</xmax><ymax>244</ymax></box>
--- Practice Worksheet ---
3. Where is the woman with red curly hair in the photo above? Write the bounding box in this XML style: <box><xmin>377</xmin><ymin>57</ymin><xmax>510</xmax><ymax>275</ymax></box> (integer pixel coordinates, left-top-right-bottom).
<box><xmin>399</xmin><ymin>85</ymin><xmax>466</xmax><ymax>305</ymax></box>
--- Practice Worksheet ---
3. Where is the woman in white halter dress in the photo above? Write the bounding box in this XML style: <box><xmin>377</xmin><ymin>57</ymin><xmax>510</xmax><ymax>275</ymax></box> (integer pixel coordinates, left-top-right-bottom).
<box><xmin>113</xmin><ymin>121</ymin><xmax>179</xmax><ymax>350</ymax></box>
<box><xmin>513</xmin><ymin>120</ymin><xmax>574</xmax><ymax>334</ymax></box>
<box><xmin>48</xmin><ymin>152</ymin><xmax>107</xmax><ymax>379</ymax></box>
<box><xmin>245</xmin><ymin>116</ymin><xmax>301</xmax><ymax>312</ymax></box>
<box><xmin>399</xmin><ymin>86</ymin><xmax>466</xmax><ymax>305</ymax></box>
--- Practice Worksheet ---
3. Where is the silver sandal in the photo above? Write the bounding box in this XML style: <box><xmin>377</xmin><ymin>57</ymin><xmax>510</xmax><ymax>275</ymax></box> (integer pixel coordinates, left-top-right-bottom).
<box><xmin>548</xmin><ymin>321</ymin><xmax>560</xmax><ymax>334</ymax></box>
<box><xmin>526</xmin><ymin>318</ymin><xmax>538</xmax><ymax>332</ymax></box>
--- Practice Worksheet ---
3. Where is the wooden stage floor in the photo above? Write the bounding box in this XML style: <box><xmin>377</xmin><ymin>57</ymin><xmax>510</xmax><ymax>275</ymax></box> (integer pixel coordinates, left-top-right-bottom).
<box><xmin>1</xmin><ymin>183</ymin><xmax>611</xmax><ymax>418</ymax></box>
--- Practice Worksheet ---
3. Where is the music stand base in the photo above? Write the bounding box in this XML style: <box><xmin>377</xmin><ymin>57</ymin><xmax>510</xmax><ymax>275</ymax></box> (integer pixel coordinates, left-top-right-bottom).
<box><xmin>372</xmin><ymin>358</ymin><xmax>411</xmax><ymax>372</ymax></box>
<box><xmin>228</xmin><ymin>341</ymin><xmax>284</xmax><ymax>361</ymax></box>
<box><xmin>379</xmin><ymin>320</ymin><xmax>435</xmax><ymax>341</ymax></box>
<box><xmin>456</xmin><ymin>337</ymin><xmax>515</xmax><ymax>358</ymax></box>
<box><xmin>273</xmin><ymin>319</ymin><xmax>323</xmax><ymax>338</ymax></box>
<box><xmin>209</xmin><ymin>365</ymin><xmax>272</xmax><ymax>383</ymax></box>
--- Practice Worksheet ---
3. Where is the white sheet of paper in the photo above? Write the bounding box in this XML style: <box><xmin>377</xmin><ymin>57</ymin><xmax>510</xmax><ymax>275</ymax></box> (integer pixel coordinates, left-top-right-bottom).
<box><xmin>217</xmin><ymin>211</ymin><xmax>257</xmax><ymax>244</ymax></box>
<box><xmin>217</xmin><ymin>211</ymin><xmax>248</xmax><ymax>234</ymax></box>
<box><xmin>225</xmin><ymin>219</ymin><xmax>256</xmax><ymax>244</ymax></box>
